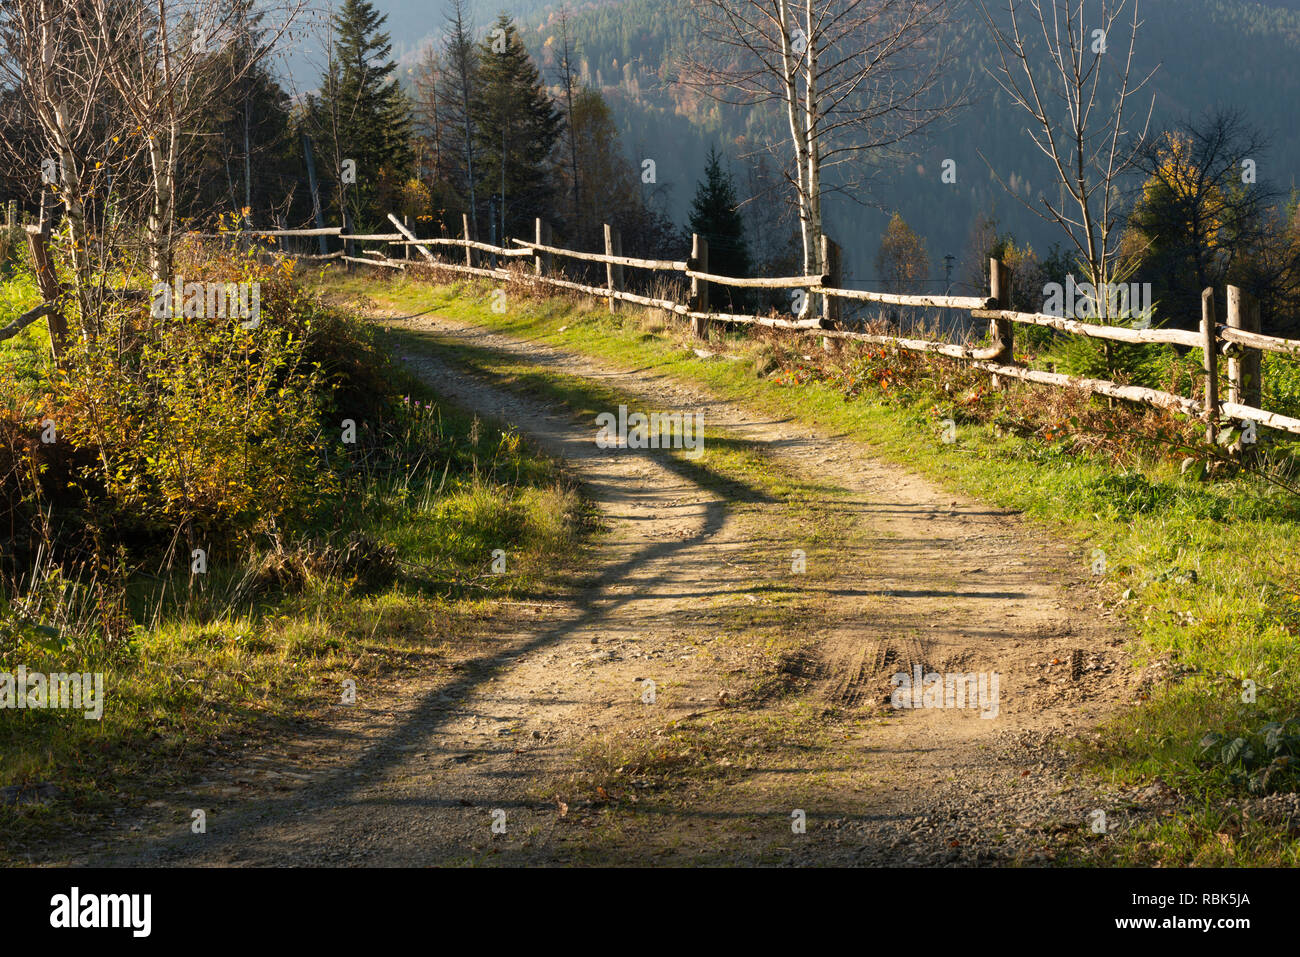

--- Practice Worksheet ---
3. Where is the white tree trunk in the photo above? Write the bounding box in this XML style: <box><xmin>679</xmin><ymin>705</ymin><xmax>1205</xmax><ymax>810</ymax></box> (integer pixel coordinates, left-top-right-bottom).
<box><xmin>802</xmin><ymin>0</ymin><xmax>823</xmax><ymax>318</ymax></box>
<box><xmin>777</xmin><ymin>0</ymin><xmax>814</xmax><ymax>318</ymax></box>
<box><xmin>146</xmin><ymin>138</ymin><xmax>175</xmax><ymax>282</ymax></box>
<box><xmin>37</xmin><ymin>3</ymin><xmax>94</xmax><ymax>329</ymax></box>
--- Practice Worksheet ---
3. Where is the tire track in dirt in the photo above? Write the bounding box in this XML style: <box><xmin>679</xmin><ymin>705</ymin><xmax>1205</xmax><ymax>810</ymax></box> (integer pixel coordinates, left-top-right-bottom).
<box><xmin>54</xmin><ymin>339</ymin><xmax>779</xmax><ymax>865</ymax></box>
<box><xmin>368</xmin><ymin>311</ymin><xmax>1145</xmax><ymax>864</ymax></box>
<box><xmin>55</xmin><ymin>305</ymin><xmax>1143</xmax><ymax>866</ymax></box>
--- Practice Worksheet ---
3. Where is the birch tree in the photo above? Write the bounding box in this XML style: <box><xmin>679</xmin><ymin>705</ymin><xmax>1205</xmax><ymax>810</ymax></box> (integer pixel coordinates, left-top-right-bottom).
<box><xmin>682</xmin><ymin>0</ymin><xmax>959</xmax><ymax>319</ymax></box>
<box><xmin>0</xmin><ymin>0</ymin><xmax>113</xmax><ymax>326</ymax></box>
<box><xmin>83</xmin><ymin>0</ymin><xmax>303</xmax><ymax>281</ymax></box>
<box><xmin>972</xmin><ymin>0</ymin><xmax>1157</xmax><ymax>323</ymax></box>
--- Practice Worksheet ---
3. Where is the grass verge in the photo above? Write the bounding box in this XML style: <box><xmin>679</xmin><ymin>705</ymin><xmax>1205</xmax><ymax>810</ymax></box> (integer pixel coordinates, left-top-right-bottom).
<box><xmin>327</xmin><ymin>269</ymin><xmax>1300</xmax><ymax>866</ymax></box>
<box><xmin>1</xmin><ymin>291</ymin><xmax>591</xmax><ymax>862</ymax></box>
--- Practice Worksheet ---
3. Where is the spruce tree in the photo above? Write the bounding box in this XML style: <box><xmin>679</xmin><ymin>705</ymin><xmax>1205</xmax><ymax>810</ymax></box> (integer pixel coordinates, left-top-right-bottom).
<box><xmin>439</xmin><ymin>0</ymin><xmax>480</xmax><ymax>237</ymax></box>
<box><xmin>688</xmin><ymin>146</ymin><xmax>752</xmax><ymax>304</ymax></box>
<box><xmin>316</xmin><ymin>0</ymin><xmax>414</xmax><ymax>229</ymax></box>
<box><xmin>471</xmin><ymin>15</ymin><xmax>562</xmax><ymax>243</ymax></box>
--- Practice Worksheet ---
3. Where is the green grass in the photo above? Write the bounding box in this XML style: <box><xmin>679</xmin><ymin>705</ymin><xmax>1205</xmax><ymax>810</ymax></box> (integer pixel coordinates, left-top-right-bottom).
<box><xmin>0</xmin><ymin>358</ymin><xmax>591</xmax><ymax>861</ymax></box>
<box><xmin>0</xmin><ymin>271</ymin><xmax>47</xmax><ymax>389</ymax></box>
<box><xmin>330</xmin><ymin>271</ymin><xmax>1300</xmax><ymax>866</ymax></box>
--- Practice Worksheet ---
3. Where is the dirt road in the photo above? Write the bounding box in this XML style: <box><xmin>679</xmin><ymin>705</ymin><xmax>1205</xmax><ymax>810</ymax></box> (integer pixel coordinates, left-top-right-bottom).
<box><xmin>62</xmin><ymin>309</ymin><xmax>1151</xmax><ymax>866</ymax></box>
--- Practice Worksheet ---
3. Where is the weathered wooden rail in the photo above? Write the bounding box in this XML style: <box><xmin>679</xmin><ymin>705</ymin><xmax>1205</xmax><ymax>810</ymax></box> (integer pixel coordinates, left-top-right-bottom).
<box><xmin>228</xmin><ymin>215</ymin><xmax>1297</xmax><ymax>441</ymax></box>
<box><xmin>6</xmin><ymin>212</ymin><xmax>1285</xmax><ymax>442</ymax></box>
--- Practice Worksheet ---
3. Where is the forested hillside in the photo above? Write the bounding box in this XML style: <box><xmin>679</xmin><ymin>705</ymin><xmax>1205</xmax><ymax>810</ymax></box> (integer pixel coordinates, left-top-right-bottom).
<box><xmin>486</xmin><ymin>0</ymin><xmax>1300</xmax><ymax>290</ymax></box>
<box><xmin>267</xmin><ymin>0</ymin><xmax>1300</xmax><ymax>293</ymax></box>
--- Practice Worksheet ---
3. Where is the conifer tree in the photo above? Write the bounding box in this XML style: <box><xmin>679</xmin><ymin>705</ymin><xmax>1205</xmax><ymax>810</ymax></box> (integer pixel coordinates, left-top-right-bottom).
<box><xmin>183</xmin><ymin>0</ymin><xmax>297</xmax><ymax>226</ymax></box>
<box><xmin>688</xmin><ymin>146</ymin><xmax>752</xmax><ymax>285</ymax></box>
<box><xmin>439</xmin><ymin>0</ymin><xmax>480</xmax><ymax>236</ymax></box>
<box><xmin>315</xmin><ymin>0</ymin><xmax>414</xmax><ymax>229</ymax></box>
<box><xmin>471</xmin><ymin>15</ymin><xmax>562</xmax><ymax>243</ymax></box>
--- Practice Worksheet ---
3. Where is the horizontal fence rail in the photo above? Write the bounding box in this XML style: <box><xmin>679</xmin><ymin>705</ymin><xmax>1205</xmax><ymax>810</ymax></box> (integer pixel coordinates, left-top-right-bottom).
<box><xmin>510</xmin><ymin>238</ymin><xmax>688</xmax><ymax>272</ymax></box>
<box><xmin>684</xmin><ymin>269</ymin><xmax>827</xmax><ymax>289</ymax></box>
<box><xmin>162</xmin><ymin>214</ymin><xmax>1300</xmax><ymax>441</ymax></box>
<box><xmin>970</xmin><ymin>308</ymin><xmax>1206</xmax><ymax>349</ymax></box>
<box><xmin>819</xmin><ymin>288</ymin><xmax>994</xmax><ymax>310</ymax></box>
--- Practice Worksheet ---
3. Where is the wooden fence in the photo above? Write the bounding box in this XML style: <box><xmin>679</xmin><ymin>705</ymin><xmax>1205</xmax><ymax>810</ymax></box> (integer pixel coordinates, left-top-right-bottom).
<box><xmin>10</xmin><ymin>210</ymin><xmax>1300</xmax><ymax>442</ymax></box>
<box><xmin>273</xmin><ymin>215</ymin><xmax>1296</xmax><ymax>441</ymax></box>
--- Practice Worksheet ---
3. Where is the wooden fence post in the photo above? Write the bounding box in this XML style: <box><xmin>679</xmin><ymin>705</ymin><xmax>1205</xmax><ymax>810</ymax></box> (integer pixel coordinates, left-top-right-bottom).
<box><xmin>690</xmin><ymin>232</ymin><xmax>709</xmax><ymax>339</ymax></box>
<box><xmin>820</xmin><ymin>234</ymin><xmax>842</xmax><ymax>353</ymax></box>
<box><xmin>604</xmin><ymin>223</ymin><xmax>624</xmax><ymax>313</ymax></box>
<box><xmin>1226</xmin><ymin>285</ymin><xmax>1261</xmax><ymax>408</ymax></box>
<box><xmin>986</xmin><ymin>258</ymin><xmax>1013</xmax><ymax>388</ymax></box>
<box><xmin>25</xmin><ymin>203</ymin><xmax>67</xmax><ymax>361</ymax></box>
<box><xmin>462</xmin><ymin>213</ymin><xmax>474</xmax><ymax>269</ymax></box>
<box><xmin>819</xmin><ymin>234</ymin><xmax>841</xmax><ymax>325</ymax></box>
<box><xmin>989</xmin><ymin>258</ymin><xmax>1012</xmax><ymax>358</ymax></box>
<box><xmin>534</xmin><ymin>218</ymin><xmax>553</xmax><ymax>277</ymax></box>
<box><xmin>1202</xmin><ymin>287</ymin><xmax>1220</xmax><ymax>444</ymax></box>
<box><xmin>403</xmin><ymin>215</ymin><xmax>411</xmax><ymax>261</ymax></box>
<box><xmin>389</xmin><ymin>212</ymin><xmax>433</xmax><ymax>262</ymax></box>
<box><xmin>342</xmin><ymin>209</ymin><xmax>355</xmax><ymax>271</ymax></box>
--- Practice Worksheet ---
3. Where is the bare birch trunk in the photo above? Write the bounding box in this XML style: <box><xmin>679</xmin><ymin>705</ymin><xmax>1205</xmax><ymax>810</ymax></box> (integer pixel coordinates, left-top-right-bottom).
<box><xmin>38</xmin><ymin>3</ymin><xmax>95</xmax><ymax>329</ymax></box>
<box><xmin>802</xmin><ymin>0</ymin><xmax>823</xmax><ymax>318</ymax></box>
<box><xmin>777</xmin><ymin>0</ymin><xmax>813</xmax><ymax>319</ymax></box>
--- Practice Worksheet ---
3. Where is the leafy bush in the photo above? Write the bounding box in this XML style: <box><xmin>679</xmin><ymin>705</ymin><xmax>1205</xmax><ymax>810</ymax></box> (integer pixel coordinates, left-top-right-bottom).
<box><xmin>0</xmin><ymin>247</ymin><xmax>412</xmax><ymax>601</ymax></box>
<box><xmin>1200</xmin><ymin>718</ymin><xmax>1300</xmax><ymax>794</ymax></box>
<box><xmin>54</xmin><ymin>307</ymin><xmax>333</xmax><ymax>547</ymax></box>
<box><xmin>832</xmin><ymin>342</ymin><xmax>933</xmax><ymax>406</ymax></box>
<box><xmin>1262</xmin><ymin>353</ymin><xmax>1300</xmax><ymax>421</ymax></box>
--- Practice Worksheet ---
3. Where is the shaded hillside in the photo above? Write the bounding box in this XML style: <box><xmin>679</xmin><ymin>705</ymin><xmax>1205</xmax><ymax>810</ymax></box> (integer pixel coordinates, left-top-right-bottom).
<box><xmin>508</xmin><ymin>0</ymin><xmax>1300</xmax><ymax>291</ymax></box>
